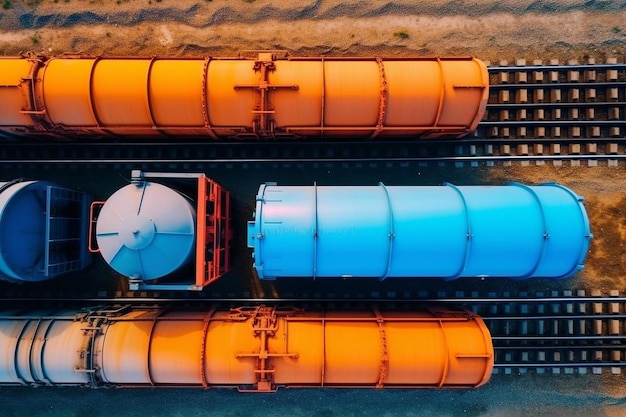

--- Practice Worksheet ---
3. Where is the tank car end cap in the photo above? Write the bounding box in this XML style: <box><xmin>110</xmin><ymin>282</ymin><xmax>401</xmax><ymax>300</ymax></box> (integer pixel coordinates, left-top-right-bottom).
<box><xmin>95</xmin><ymin>182</ymin><xmax>196</xmax><ymax>280</ymax></box>
<box><xmin>120</xmin><ymin>215</ymin><xmax>156</xmax><ymax>250</ymax></box>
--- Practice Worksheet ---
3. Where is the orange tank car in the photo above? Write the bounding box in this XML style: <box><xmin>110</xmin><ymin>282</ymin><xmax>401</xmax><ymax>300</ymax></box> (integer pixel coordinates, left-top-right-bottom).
<box><xmin>0</xmin><ymin>305</ymin><xmax>493</xmax><ymax>391</ymax></box>
<box><xmin>0</xmin><ymin>52</ymin><xmax>488</xmax><ymax>140</ymax></box>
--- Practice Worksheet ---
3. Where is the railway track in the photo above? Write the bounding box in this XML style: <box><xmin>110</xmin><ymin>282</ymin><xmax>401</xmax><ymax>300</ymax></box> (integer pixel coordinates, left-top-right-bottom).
<box><xmin>2</xmin><ymin>57</ymin><xmax>626</xmax><ymax>167</ymax></box>
<box><xmin>481</xmin><ymin>59</ymin><xmax>626</xmax><ymax>140</ymax></box>
<box><xmin>0</xmin><ymin>290</ymin><xmax>623</xmax><ymax>374</ymax></box>
<box><xmin>1</xmin><ymin>59</ymin><xmax>625</xmax><ymax>381</ymax></box>
<box><xmin>0</xmin><ymin>58</ymin><xmax>623</xmax><ymax>150</ymax></box>
<box><xmin>0</xmin><ymin>140</ymin><xmax>624</xmax><ymax>168</ymax></box>
<box><xmin>477</xmin><ymin>291</ymin><xmax>626</xmax><ymax>375</ymax></box>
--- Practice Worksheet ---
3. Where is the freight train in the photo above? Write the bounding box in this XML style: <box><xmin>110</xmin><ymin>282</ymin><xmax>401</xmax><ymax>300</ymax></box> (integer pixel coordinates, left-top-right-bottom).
<box><xmin>0</xmin><ymin>171</ymin><xmax>592</xmax><ymax>392</ymax></box>
<box><xmin>0</xmin><ymin>170</ymin><xmax>592</xmax><ymax>290</ymax></box>
<box><xmin>0</xmin><ymin>52</ymin><xmax>593</xmax><ymax>394</ymax></box>
<box><xmin>0</xmin><ymin>304</ymin><xmax>493</xmax><ymax>391</ymax></box>
<box><xmin>0</xmin><ymin>53</ymin><xmax>488</xmax><ymax>140</ymax></box>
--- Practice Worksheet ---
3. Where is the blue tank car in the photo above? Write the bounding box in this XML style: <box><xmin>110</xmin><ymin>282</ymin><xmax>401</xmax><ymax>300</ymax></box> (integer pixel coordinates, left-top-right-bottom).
<box><xmin>247</xmin><ymin>182</ymin><xmax>592</xmax><ymax>280</ymax></box>
<box><xmin>0</xmin><ymin>179</ymin><xmax>91</xmax><ymax>282</ymax></box>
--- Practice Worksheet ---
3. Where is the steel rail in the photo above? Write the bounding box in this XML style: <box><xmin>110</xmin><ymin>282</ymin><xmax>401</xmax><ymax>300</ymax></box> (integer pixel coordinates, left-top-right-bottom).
<box><xmin>498</xmin><ymin>346</ymin><xmax>626</xmax><ymax>351</ymax></box>
<box><xmin>480</xmin><ymin>120</ymin><xmax>626</xmax><ymax>126</ymax></box>
<box><xmin>0</xmin><ymin>140</ymin><xmax>621</xmax><ymax>158</ymax></box>
<box><xmin>0</xmin><ymin>136</ymin><xmax>624</xmax><ymax>146</ymax></box>
<box><xmin>493</xmin><ymin>362</ymin><xmax>625</xmax><ymax>368</ymax></box>
<box><xmin>0</xmin><ymin>297</ymin><xmax>623</xmax><ymax>370</ymax></box>
<box><xmin>0</xmin><ymin>296</ymin><xmax>624</xmax><ymax>305</ymax></box>
<box><xmin>493</xmin><ymin>336</ymin><xmax>626</xmax><ymax>341</ymax></box>
<box><xmin>1</xmin><ymin>154</ymin><xmax>625</xmax><ymax>165</ymax></box>
<box><xmin>1</xmin><ymin>135</ymin><xmax>624</xmax><ymax>164</ymax></box>
<box><xmin>485</xmin><ymin>315</ymin><xmax>626</xmax><ymax>320</ymax></box>
<box><xmin>488</xmin><ymin>64</ymin><xmax>626</xmax><ymax>72</ymax></box>
<box><xmin>487</xmin><ymin>81</ymin><xmax>626</xmax><ymax>89</ymax></box>
<box><xmin>486</xmin><ymin>102</ymin><xmax>626</xmax><ymax>109</ymax></box>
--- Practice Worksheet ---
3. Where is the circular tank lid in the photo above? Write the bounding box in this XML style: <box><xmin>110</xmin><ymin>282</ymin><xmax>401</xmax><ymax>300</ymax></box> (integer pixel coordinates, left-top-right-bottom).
<box><xmin>96</xmin><ymin>181</ymin><xmax>196</xmax><ymax>280</ymax></box>
<box><xmin>0</xmin><ymin>180</ymin><xmax>48</xmax><ymax>282</ymax></box>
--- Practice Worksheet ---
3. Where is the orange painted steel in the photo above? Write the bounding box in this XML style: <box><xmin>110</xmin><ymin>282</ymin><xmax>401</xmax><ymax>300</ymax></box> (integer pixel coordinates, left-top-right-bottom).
<box><xmin>0</xmin><ymin>53</ymin><xmax>488</xmax><ymax>139</ymax></box>
<box><xmin>0</xmin><ymin>305</ymin><xmax>493</xmax><ymax>391</ymax></box>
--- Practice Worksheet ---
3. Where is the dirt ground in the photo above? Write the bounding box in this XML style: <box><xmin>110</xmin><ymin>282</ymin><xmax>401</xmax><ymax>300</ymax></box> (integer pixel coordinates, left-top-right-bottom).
<box><xmin>487</xmin><ymin>164</ymin><xmax>626</xmax><ymax>293</ymax></box>
<box><xmin>0</xmin><ymin>0</ymin><xmax>626</xmax><ymax>62</ymax></box>
<box><xmin>1</xmin><ymin>0</ymin><xmax>626</xmax><ymax>291</ymax></box>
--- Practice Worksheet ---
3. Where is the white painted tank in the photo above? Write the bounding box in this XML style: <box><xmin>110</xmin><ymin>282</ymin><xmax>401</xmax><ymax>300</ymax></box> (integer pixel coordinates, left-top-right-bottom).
<box><xmin>96</xmin><ymin>181</ymin><xmax>196</xmax><ymax>280</ymax></box>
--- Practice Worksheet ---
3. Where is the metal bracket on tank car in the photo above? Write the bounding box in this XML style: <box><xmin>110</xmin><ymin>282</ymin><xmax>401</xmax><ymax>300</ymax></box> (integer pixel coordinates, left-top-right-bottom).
<box><xmin>17</xmin><ymin>57</ymin><xmax>55</xmax><ymax>133</ymax></box>
<box><xmin>73</xmin><ymin>305</ymin><xmax>130</xmax><ymax>388</ymax></box>
<box><xmin>233</xmin><ymin>52</ymin><xmax>299</xmax><ymax>139</ymax></box>
<box><xmin>88</xmin><ymin>201</ymin><xmax>106</xmax><ymax>253</ymax></box>
<box><xmin>370</xmin><ymin>57</ymin><xmax>389</xmax><ymax>139</ymax></box>
<box><xmin>373</xmin><ymin>307</ymin><xmax>389</xmax><ymax>388</ymax></box>
<box><xmin>233</xmin><ymin>306</ymin><xmax>299</xmax><ymax>393</ymax></box>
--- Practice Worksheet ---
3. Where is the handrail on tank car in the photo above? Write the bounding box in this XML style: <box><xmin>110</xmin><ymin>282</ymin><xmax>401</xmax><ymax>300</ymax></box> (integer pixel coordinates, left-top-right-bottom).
<box><xmin>88</xmin><ymin>201</ymin><xmax>106</xmax><ymax>253</ymax></box>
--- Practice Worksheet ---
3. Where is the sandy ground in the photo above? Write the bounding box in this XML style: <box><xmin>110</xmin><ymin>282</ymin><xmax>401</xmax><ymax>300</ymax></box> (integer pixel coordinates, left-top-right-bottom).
<box><xmin>487</xmin><ymin>165</ymin><xmax>626</xmax><ymax>293</ymax></box>
<box><xmin>0</xmin><ymin>0</ymin><xmax>625</xmax><ymax>63</ymax></box>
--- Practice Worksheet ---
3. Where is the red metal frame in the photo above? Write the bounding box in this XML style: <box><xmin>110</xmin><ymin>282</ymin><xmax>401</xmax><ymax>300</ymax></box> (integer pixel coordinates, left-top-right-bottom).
<box><xmin>88</xmin><ymin>171</ymin><xmax>231</xmax><ymax>291</ymax></box>
<box><xmin>195</xmin><ymin>175</ymin><xmax>232</xmax><ymax>288</ymax></box>
<box><xmin>87</xmin><ymin>201</ymin><xmax>106</xmax><ymax>253</ymax></box>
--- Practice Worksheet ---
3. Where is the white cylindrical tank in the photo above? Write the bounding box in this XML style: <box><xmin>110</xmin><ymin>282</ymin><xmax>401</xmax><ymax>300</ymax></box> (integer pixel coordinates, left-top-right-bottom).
<box><xmin>96</xmin><ymin>181</ymin><xmax>196</xmax><ymax>280</ymax></box>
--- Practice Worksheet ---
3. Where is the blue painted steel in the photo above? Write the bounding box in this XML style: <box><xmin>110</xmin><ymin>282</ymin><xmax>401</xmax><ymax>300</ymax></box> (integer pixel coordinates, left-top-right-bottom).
<box><xmin>0</xmin><ymin>180</ymin><xmax>91</xmax><ymax>282</ymax></box>
<box><xmin>96</xmin><ymin>181</ymin><xmax>196</xmax><ymax>281</ymax></box>
<box><xmin>247</xmin><ymin>182</ymin><xmax>591</xmax><ymax>280</ymax></box>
